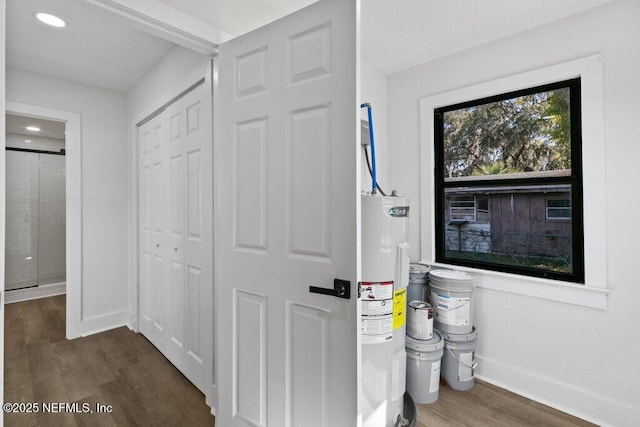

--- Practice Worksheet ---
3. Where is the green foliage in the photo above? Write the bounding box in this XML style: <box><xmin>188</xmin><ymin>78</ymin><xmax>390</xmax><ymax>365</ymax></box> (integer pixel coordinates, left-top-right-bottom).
<box><xmin>443</xmin><ymin>88</ymin><xmax>571</xmax><ymax>177</ymax></box>
<box><xmin>473</xmin><ymin>161</ymin><xmax>517</xmax><ymax>176</ymax></box>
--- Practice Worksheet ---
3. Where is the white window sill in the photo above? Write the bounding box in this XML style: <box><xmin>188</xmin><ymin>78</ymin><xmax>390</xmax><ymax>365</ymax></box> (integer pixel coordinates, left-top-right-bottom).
<box><xmin>423</xmin><ymin>261</ymin><xmax>609</xmax><ymax>310</ymax></box>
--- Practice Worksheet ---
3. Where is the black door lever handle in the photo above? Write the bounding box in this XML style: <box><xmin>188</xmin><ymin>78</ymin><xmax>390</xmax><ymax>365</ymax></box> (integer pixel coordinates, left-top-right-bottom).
<box><xmin>309</xmin><ymin>279</ymin><xmax>351</xmax><ymax>300</ymax></box>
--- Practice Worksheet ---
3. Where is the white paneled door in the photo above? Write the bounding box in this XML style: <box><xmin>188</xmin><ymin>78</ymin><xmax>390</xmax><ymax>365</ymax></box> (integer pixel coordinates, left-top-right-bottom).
<box><xmin>216</xmin><ymin>0</ymin><xmax>360</xmax><ymax>425</ymax></box>
<box><xmin>138</xmin><ymin>70</ymin><xmax>213</xmax><ymax>395</ymax></box>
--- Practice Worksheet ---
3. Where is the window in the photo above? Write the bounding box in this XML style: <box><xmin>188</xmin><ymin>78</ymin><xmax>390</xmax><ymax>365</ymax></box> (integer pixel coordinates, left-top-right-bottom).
<box><xmin>449</xmin><ymin>196</ymin><xmax>476</xmax><ymax>221</ymax></box>
<box><xmin>546</xmin><ymin>199</ymin><xmax>572</xmax><ymax>220</ymax></box>
<box><xmin>434</xmin><ymin>79</ymin><xmax>584</xmax><ymax>283</ymax></box>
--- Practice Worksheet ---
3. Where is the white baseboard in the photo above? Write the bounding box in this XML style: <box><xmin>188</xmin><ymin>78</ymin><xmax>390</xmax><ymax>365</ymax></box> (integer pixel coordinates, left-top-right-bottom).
<box><xmin>127</xmin><ymin>310</ymin><xmax>139</xmax><ymax>332</ymax></box>
<box><xmin>476</xmin><ymin>354</ymin><xmax>640</xmax><ymax>427</ymax></box>
<box><xmin>5</xmin><ymin>282</ymin><xmax>66</xmax><ymax>303</ymax></box>
<box><xmin>79</xmin><ymin>310</ymin><xmax>129</xmax><ymax>337</ymax></box>
<box><xmin>207</xmin><ymin>384</ymin><xmax>217</xmax><ymax>415</ymax></box>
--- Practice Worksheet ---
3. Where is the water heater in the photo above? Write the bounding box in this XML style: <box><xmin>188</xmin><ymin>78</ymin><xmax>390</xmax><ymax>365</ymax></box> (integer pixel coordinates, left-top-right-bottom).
<box><xmin>361</xmin><ymin>194</ymin><xmax>410</xmax><ymax>427</ymax></box>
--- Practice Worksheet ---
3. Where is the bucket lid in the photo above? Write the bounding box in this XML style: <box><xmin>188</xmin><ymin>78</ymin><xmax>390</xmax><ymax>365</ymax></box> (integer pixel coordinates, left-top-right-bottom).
<box><xmin>429</xmin><ymin>269</ymin><xmax>474</xmax><ymax>285</ymax></box>
<box><xmin>409</xmin><ymin>263</ymin><xmax>430</xmax><ymax>275</ymax></box>
<box><xmin>438</xmin><ymin>327</ymin><xmax>477</xmax><ymax>342</ymax></box>
<box><xmin>408</xmin><ymin>300</ymin><xmax>431</xmax><ymax>309</ymax></box>
<box><xmin>405</xmin><ymin>331</ymin><xmax>444</xmax><ymax>352</ymax></box>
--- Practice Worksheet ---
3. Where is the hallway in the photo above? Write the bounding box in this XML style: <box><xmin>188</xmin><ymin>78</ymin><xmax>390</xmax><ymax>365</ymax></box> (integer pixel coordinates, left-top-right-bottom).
<box><xmin>3</xmin><ymin>295</ymin><xmax>214</xmax><ymax>426</ymax></box>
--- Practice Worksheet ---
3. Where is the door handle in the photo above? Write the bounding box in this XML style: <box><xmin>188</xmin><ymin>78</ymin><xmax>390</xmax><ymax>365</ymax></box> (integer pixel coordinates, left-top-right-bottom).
<box><xmin>309</xmin><ymin>279</ymin><xmax>351</xmax><ymax>300</ymax></box>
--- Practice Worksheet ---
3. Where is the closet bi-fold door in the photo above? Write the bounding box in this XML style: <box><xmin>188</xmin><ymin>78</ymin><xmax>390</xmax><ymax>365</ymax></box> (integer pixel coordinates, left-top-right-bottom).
<box><xmin>138</xmin><ymin>73</ymin><xmax>213</xmax><ymax>395</ymax></box>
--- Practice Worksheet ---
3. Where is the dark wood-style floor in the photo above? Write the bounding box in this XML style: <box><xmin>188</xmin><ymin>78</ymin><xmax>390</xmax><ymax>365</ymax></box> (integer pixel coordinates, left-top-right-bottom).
<box><xmin>417</xmin><ymin>381</ymin><xmax>595</xmax><ymax>427</ymax></box>
<box><xmin>4</xmin><ymin>295</ymin><xmax>214</xmax><ymax>426</ymax></box>
<box><xmin>4</xmin><ymin>295</ymin><xmax>594</xmax><ymax>426</ymax></box>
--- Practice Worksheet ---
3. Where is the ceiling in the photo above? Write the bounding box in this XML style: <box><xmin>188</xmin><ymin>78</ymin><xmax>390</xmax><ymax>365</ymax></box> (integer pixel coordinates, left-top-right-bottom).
<box><xmin>6</xmin><ymin>114</ymin><xmax>66</xmax><ymax>140</ymax></box>
<box><xmin>6</xmin><ymin>0</ymin><xmax>617</xmax><ymax>92</ymax></box>
<box><xmin>6</xmin><ymin>0</ymin><xmax>175</xmax><ymax>93</ymax></box>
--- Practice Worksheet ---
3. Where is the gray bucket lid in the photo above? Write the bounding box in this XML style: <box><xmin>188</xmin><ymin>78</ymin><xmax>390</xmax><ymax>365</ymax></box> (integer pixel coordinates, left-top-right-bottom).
<box><xmin>438</xmin><ymin>327</ymin><xmax>477</xmax><ymax>343</ymax></box>
<box><xmin>429</xmin><ymin>269</ymin><xmax>474</xmax><ymax>286</ymax></box>
<box><xmin>408</xmin><ymin>300</ymin><xmax>431</xmax><ymax>309</ymax></box>
<box><xmin>409</xmin><ymin>263</ymin><xmax>430</xmax><ymax>275</ymax></box>
<box><xmin>405</xmin><ymin>331</ymin><xmax>444</xmax><ymax>352</ymax></box>
<box><xmin>409</xmin><ymin>263</ymin><xmax>430</xmax><ymax>283</ymax></box>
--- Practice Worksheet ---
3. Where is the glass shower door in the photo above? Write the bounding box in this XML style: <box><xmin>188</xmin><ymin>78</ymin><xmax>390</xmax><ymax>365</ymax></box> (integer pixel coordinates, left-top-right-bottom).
<box><xmin>4</xmin><ymin>150</ymin><xmax>66</xmax><ymax>291</ymax></box>
<box><xmin>5</xmin><ymin>150</ymin><xmax>40</xmax><ymax>290</ymax></box>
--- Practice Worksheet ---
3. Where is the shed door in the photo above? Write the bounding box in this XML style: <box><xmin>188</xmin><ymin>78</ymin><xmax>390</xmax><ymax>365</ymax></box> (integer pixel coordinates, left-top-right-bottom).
<box><xmin>215</xmin><ymin>0</ymin><xmax>360</xmax><ymax>425</ymax></box>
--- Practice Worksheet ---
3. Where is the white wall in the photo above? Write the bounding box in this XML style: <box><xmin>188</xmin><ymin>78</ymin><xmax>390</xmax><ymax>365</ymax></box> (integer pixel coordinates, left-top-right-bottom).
<box><xmin>387</xmin><ymin>1</ymin><xmax>640</xmax><ymax>426</ymax></box>
<box><xmin>125</xmin><ymin>45</ymin><xmax>210</xmax><ymax>327</ymax></box>
<box><xmin>6</xmin><ymin>67</ymin><xmax>130</xmax><ymax>333</ymax></box>
<box><xmin>360</xmin><ymin>61</ymin><xmax>389</xmax><ymax>193</ymax></box>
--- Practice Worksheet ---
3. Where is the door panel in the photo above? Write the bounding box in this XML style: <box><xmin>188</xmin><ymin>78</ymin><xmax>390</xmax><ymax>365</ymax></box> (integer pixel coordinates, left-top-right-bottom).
<box><xmin>138</xmin><ymin>70</ymin><xmax>213</xmax><ymax>395</ymax></box>
<box><xmin>234</xmin><ymin>290</ymin><xmax>268</xmax><ymax>426</ymax></box>
<box><xmin>216</xmin><ymin>1</ymin><xmax>360</xmax><ymax>425</ymax></box>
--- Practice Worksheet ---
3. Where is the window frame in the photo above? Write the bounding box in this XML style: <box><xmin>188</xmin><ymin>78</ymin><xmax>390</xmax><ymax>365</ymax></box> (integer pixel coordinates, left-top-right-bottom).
<box><xmin>434</xmin><ymin>78</ymin><xmax>584</xmax><ymax>283</ymax></box>
<box><xmin>418</xmin><ymin>54</ymin><xmax>608</xmax><ymax>309</ymax></box>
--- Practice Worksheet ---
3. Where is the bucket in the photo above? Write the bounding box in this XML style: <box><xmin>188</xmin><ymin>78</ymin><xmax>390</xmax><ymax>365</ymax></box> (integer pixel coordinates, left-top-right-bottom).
<box><xmin>406</xmin><ymin>300</ymin><xmax>433</xmax><ymax>340</ymax></box>
<box><xmin>439</xmin><ymin>328</ymin><xmax>477</xmax><ymax>391</ymax></box>
<box><xmin>405</xmin><ymin>331</ymin><xmax>444</xmax><ymax>404</ymax></box>
<box><xmin>428</xmin><ymin>269</ymin><xmax>474</xmax><ymax>334</ymax></box>
<box><xmin>407</xmin><ymin>263</ymin><xmax>430</xmax><ymax>302</ymax></box>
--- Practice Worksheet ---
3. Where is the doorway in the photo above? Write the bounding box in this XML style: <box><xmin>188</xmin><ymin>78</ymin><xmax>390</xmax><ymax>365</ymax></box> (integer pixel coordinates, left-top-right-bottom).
<box><xmin>4</xmin><ymin>102</ymin><xmax>82</xmax><ymax>338</ymax></box>
<box><xmin>5</xmin><ymin>114</ymin><xmax>66</xmax><ymax>296</ymax></box>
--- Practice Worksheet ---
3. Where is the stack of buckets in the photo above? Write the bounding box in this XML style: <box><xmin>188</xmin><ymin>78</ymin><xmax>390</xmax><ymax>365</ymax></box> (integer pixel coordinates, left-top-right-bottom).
<box><xmin>405</xmin><ymin>265</ymin><xmax>477</xmax><ymax>405</ymax></box>
<box><xmin>405</xmin><ymin>264</ymin><xmax>443</xmax><ymax>404</ymax></box>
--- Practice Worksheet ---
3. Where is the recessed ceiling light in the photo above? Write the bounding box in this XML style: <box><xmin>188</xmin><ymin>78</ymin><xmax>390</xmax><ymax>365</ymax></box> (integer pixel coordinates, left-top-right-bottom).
<box><xmin>34</xmin><ymin>12</ymin><xmax>67</xmax><ymax>28</ymax></box>
<box><xmin>26</xmin><ymin>126</ymin><xmax>41</xmax><ymax>132</ymax></box>
<box><xmin>24</xmin><ymin>139</ymin><xmax>32</xmax><ymax>143</ymax></box>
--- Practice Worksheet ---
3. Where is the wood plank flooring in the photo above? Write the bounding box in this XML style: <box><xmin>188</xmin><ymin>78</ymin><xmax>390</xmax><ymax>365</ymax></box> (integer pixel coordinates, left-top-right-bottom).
<box><xmin>4</xmin><ymin>295</ymin><xmax>215</xmax><ymax>426</ymax></box>
<box><xmin>4</xmin><ymin>295</ymin><xmax>594</xmax><ymax>426</ymax></box>
<box><xmin>416</xmin><ymin>381</ymin><xmax>595</xmax><ymax>427</ymax></box>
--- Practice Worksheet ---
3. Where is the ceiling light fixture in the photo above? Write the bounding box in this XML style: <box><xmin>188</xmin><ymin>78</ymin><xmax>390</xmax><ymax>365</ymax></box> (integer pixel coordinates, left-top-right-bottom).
<box><xmin>34</xmin><ymin>12</ymin><xmax>67</xmax><ymax>28</ymax></box>
<box><xmin>26</xmin><ymin>126</ymin><xmax>41</xmax><ymax>132</ymax></box>
<box><xmin>24</xmin><ymin>139</ymin><xmax>32</xmax><ymax>143</ymax></box>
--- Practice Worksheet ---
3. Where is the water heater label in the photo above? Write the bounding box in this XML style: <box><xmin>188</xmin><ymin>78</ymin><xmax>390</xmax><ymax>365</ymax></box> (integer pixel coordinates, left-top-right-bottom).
<box><xmin>361</xmin><ymin>315</ymin><xmax>393</xmax><ymax>344</ymax></box>
<box><xmin>361</xmin><ymin>299</ymin><xmax>392</xmax><ymax>316</ymax></box>
<box><xmin>392</xmin><ymin>288</ymin><xmax>406</xmax><ymax>330</ymax></box>
<box><xmin>384</xmin><ymin>206</ymin><xmax>410</xmax><ymax>218</ymax></box>
<box><xmin>361</xmin><ymin>281</ymin><xmax>393</xmax><ymax>300</ymax></box>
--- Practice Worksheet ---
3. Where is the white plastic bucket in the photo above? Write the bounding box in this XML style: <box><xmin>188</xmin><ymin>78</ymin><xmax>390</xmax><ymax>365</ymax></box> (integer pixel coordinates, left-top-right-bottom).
<box><xmin>428</xmin><ymin>269</ymin><xmax>474</xmax><ymax>334</ymax></box>
<box><xmin>407</xmin><ymin>263</ymin><xmax>430</xmax><ymax>302</ymax></box>
<box><xmin>439</xmin><ymin>328</ymin><xmax>477</xmax><ymax>391</ymax></box>
<box><xmin>405</xmin><ymin>331</ymin><xmax>444</xmax><ymax>404</ymax></box>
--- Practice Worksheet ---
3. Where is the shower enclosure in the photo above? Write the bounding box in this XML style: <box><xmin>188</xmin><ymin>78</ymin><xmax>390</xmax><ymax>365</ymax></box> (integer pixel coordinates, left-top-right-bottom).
<box><xmin>5</xmin><ymin>130</ymin><xmax>66</xmax><ymax>291</ymax></box>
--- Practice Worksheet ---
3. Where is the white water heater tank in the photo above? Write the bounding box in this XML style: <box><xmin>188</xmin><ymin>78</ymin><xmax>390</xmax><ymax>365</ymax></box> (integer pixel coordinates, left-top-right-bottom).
<box><xmin>361</xmin><ymin>194</ymin><xmax>410</xmax><ymax>427</ymax></box>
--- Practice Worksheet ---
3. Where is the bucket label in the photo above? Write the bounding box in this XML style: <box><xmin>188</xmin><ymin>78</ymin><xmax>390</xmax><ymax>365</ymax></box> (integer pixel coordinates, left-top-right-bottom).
<box><xmin>407</xmin><ymin>302</ymin><xmax>433</xmax><ymax>340</ymax></box>
<box><xmin>458</xmin><ymin>352</ymin><xmax>474</xmax><ymax>382</ymax></box>
<box><xmin>361</xmin><ymin>281</ymin><xmax>393</xmax><ymax>300</ymax></box>
<box><xmin>429</xmin><ymin>360</ymin><xmax>441</xmax><ymax>393</ymax></box>
<box><xmin>392</xmin><ymin>288</ymin><xmax>406</xmax><ymax>330</ymax></box>
<box><xmin>431</xmin><ymin>291</ymin><xmax>471</xmax><ymax>327</ymax></box>
<box><xmin>361</xmin><ymin>315</ymin><xmax>393</xmax><ymax>344</ymax></box>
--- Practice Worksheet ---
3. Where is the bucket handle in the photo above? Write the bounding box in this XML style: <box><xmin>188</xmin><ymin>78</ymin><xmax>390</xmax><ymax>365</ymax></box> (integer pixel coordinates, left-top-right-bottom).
<box><xmin>446</xmin><ymin>347</ymin><xmax>478</xmax><ymax>371</ymax></box>
<box><xmin>445</xmin><ymin>299</ymin><xmax>469</xmax><ymax>312</ymax></box>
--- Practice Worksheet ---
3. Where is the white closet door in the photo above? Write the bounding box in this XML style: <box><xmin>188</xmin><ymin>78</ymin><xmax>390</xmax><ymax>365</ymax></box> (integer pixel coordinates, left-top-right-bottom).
<box><xmin>139</xmin><ymin>113</ymin><xmax>169</xmax><ymax>351</ymax></box>
<box><xmin>139</xmin><ymin>71</ymin><xmax>213</xmax><ymax>395</ymax></box>
<box><xmin>216</xmin><ymin>0</ymin><xmax>360</xmax><ymax>425</ymax></box>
